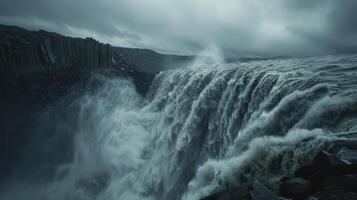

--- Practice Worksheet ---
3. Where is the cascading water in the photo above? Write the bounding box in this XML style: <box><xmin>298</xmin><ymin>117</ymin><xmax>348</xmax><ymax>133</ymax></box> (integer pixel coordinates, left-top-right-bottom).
<box><xmin>2</xmin><ymin>52</ymin><xmax>357</xmax><ymax>200</ymax></box>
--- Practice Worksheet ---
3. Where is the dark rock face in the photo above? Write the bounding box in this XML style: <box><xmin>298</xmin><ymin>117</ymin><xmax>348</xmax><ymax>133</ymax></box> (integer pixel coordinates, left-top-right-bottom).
<box><xmin>250</xmin><ymin>181</ymin><xmax>279</xmax><ymax>200</ymax></box>
<box><xmin>0</xmin><ymin>24</ymin><xmax>192</xmax><ymax>96</ymax></box>
<box><xmin>319</xmin><ymin>187</ymin><xmax>357</xmax><ymax>200</ymax></box>
<box><xmin>295</xmin><ymin>151</ymin><xmax>357</xmax><ymax>184</ymax></box>
<box><xmin>323</xmin><ymin>174</ymin><xmax>357</xmax><ymax>193</ymax></box>
<box><xmin>279</xmin><ymin>177</ymin><xmax>313</xmax><ymax>199</ymax></box>
<box><xmin>200</xmin><ymin>184</ymin><xmax>251</xmax><ymax>200</ymax></box>
<box><xmin>0</xmin><ymin>26</ymin><xmax>108</xmax><ymax>93</ymax></box>
<box><xmin>281</xmin><ymin>150</ymin><xmax>357</xmax><ymax>200</ymax></box>
<box><xmin>200</xmin><ymin>181</ymin><xmax>279</xmax><ymax>200</ymax></box>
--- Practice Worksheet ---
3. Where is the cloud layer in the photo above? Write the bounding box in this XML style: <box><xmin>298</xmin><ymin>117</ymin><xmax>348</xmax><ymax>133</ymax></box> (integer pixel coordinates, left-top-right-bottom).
<box><xmin>1</xmin><ymin>0</ymin><xmax>357</xmax><ymax>57</ymax></box>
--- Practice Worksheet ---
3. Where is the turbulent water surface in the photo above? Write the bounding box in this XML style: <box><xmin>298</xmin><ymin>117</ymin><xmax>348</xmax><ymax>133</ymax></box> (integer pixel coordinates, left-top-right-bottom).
<box><xmin>2</xmin><ymin>53</ymin><xmax>357</xmax><ymax>200</ymax></box>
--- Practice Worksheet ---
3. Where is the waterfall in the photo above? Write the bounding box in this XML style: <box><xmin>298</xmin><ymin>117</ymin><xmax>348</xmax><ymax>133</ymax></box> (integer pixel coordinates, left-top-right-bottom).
<box><xmin>2</xmin><ymin>54</ymin><xmax>357</xmax><ymax>200</ymax></box>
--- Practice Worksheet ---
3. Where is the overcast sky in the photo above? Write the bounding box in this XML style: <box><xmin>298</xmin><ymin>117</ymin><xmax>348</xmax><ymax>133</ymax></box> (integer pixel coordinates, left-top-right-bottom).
<box><xmin>0</xmin><ymin>0</ymin><xmax>357</xmax><ymax>57</ymax></box>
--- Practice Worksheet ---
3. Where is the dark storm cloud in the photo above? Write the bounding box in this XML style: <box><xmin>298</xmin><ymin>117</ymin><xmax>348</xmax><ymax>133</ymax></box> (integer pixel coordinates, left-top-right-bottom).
<box><xmin>0</xmin><ymin>0</ymin><xmax>357</xmax><ymax>56</ymax></box>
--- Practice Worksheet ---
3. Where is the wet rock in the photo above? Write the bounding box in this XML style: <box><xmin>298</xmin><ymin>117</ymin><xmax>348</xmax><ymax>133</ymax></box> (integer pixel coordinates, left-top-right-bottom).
<box><xmin>287</xmin><ymin>148</ymin><xmax>357</xmax><ymax>200</ymax></box>
<box><xmin>295</xmin><ymin>164</ymin><xmax>316</xmax><ymax>179</ymax></box>
<box><xmin>279</xmin><ymin>177</ymin><xmax>313</xmax><ymax>199</ymax></box>
<box><xmin>200</xmin><ymin>181</ymin><xmax>280</xmax><ymax>200</ymax></box>
<box><xmin>309</xmin><ymin>151</ymin><xmax>347</xmax><ymax>185</ymax></box>
<box><xmin>313</xmin><ymin>151</ymin><xmax>347</xmax><ymax>171</ymax></box>
<box><xmin>337</xmin><ymin>147</ymin><xmax>357</xmax><ymax>164</ymax></box>
<box><xmin>200</xmin><ymin>184</ymin><xmax>251</xmax><ymax>200</ymax></box>
<box><xmin>251</xmin><ymin>181</ymin><xmax>279</xmax><ymax>200</ymax></box>
<box><xmin>319</xmin><ymin>187</ymin><xmax>357</xmax><ymax>200</ymax></box>
<box><xmin>323</xmin><ymin>174</ymin><xmax>357</xmax><ymax>193</ymax></box>
<box><xmin>294</xmin><ymin>151</ymin><xmax>357</xmax><ymax>185</ymax></box>
<box><xmin>200</xmin><ymin>191</ymin><xmax>250</xmax><ymax>200</ymax></box>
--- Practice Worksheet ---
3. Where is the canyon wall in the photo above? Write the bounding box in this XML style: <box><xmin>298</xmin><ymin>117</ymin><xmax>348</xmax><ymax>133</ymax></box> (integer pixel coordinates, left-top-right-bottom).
<box><xmin>0</xmin><ymin>24</ymin><xmax>191</xmax><ymax>95</ymax></box>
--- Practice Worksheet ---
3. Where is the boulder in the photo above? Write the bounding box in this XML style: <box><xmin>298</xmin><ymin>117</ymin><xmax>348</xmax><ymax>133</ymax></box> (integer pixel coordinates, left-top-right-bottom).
<box><xmin>337</xmin><ymin>147</ymin><xmax>357</xmax><ymax>165</ymax></box>
<box><xmin>199</xmin><ymin>181</ymin><xmax>279</xmax><ymax>200</ymax></box>
<box><xmin>294</xmin><ymin>151</ymin><xmax>357</xmax><ymax>185</ymax></box>
<box><xmin>279</xmin><ymin>177</ymin><xmax>314</xmax><ymax>199</ymax></box>
<box><xmin>251</xmin><ymin>181</ymin><xmax>279</xmax><ymax>200</ymax></box>
<box><xmin>323</xmin><ymin>174</ymin><xmax>357</xmax><ymax>193</ymax></box>
<box><xmin>288</xmin><ymin>149</ymin><xmax>357</xmax><ymax>200</ymax></box>
<box><xmin>295</xmin><ymin>164</ymin><xmax>315</xmax><ymax>179</ymax></box>
<box><xmin>200</xmin><ymin>184</ymin><xmax>251</xmax><ymax>200</ymax></box>
<box><xmin>319</xmin><ymin>187</ymin><xmax>357</xmax><ymax>200</ymax></box>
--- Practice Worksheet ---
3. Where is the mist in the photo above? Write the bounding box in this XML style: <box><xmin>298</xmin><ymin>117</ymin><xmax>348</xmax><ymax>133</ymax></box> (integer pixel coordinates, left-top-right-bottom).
<box><xmin>1</xmin><ymin>0</ymin><xmax>357</xmax><ymax>57</ymax></box>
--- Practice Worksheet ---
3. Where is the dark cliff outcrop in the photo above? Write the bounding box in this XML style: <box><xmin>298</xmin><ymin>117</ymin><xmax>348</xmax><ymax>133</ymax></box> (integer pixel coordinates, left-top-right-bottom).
<box><xmin>0</xmin><ymin>24</ymin><xmax>192</xmax><ymax>180</ymax></box>
<box><xmin>0</xmin><ymin>24</ymin><xmax>192</xmax><ymax>96</ymax></box>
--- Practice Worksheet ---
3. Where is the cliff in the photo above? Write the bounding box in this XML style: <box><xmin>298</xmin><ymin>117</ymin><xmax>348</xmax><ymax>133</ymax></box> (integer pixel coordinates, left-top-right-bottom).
<box><xmin>0</xmin><ymin>24</ymin><xmax>192</xmax><ymax>177</ymax></box>
<box><xmin>0</xmin><ymin>24</ymin><xmax>192</xmax><ymax>95</ymax></box>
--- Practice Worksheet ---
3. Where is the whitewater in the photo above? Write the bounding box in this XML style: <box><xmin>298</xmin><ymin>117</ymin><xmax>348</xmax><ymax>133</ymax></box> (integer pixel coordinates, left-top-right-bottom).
<box><xmin>2</xmin><ymin>51</ymin><xmax>357</xmax><ymax>200</ymax></box>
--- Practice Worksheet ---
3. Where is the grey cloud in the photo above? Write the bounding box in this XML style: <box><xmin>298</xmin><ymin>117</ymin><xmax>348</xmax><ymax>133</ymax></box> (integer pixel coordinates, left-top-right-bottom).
<box><xmin>0</xmin><ymin>0</ymin><xmax>357</xmax><ymax>57</ymax></box>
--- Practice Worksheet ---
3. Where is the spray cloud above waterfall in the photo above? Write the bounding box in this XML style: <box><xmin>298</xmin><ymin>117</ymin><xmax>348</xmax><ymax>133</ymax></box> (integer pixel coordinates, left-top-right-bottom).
<box><xmin>190</xmin><ymin>45</ymin><xmax>225</xmax><ymax>68</ymax></box>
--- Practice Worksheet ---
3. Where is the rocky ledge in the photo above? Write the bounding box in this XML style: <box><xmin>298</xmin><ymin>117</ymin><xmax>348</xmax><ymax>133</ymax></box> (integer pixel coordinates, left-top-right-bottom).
<box><xmin>202</xmin><ymin>144</ymin><xmax>357</xmax><ymax>200</ymax></box>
